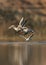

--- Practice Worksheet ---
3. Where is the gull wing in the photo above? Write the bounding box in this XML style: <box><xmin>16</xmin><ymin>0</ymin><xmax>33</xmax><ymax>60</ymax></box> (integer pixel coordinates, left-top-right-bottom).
<box><xmin>22</xmin><ymin>18</ymin><xmax>28</xmax><ymax>27</ymax></box>
<box><xmin>19</xmin><ymin>17</ymin><xmax>27</xmax><ymax>27</ymax></box>
<box><xmin>29</xmin><ymin>34</ymin><xmax>34</xmax><ymax>39</ymax></box>
<box><xmin>19</xmin><ymin>17</ymin><xmax>24</xmax><ymax>26</ymax></box>
<box><xmin>19</xmin><ymin>35</ymin><xmax>26</xmax><ymax>39</ymax></box>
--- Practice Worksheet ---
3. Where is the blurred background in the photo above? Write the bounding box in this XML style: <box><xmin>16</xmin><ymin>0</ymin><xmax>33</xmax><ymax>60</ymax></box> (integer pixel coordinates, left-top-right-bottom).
<box><xmin>0</xmin><ymin>0</ymin><xmax>46</xmax><ymax>41</ymax></box>
<box><xmin>0</xmin><ymin>44</ymin><xmax>46</xmax><ymax>65</ymax></box>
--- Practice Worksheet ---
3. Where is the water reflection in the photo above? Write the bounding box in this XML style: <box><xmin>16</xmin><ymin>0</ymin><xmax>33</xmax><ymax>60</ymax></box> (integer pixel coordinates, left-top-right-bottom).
<box><xmin>0</xmin><ymin>43</ymin><xmax>46</xmax><ymax>65</ymax></box>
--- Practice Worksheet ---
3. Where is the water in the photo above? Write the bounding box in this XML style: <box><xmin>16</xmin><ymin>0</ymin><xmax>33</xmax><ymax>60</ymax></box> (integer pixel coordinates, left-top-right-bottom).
<box><xmin>0</xmin><ymin>42</ymin><xmax>46</xmax><ymax>65</ymax></box>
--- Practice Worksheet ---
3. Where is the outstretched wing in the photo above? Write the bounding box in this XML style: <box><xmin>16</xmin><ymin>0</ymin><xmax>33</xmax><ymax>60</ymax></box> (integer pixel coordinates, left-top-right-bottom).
<box><xmin>19</xmin><ymin>17</ymin><xmax>27</xmax><ymax>27</ymax></box>
<box><xmin>19</xmin><ymin>17</ymin><xmax>24</xmax><ymax>26</ymax></box>
<box><xmin>29</xmin><ymin>34</ymin><xmax>34</xmax><ymax>39</ymax></box>
<box><xmin>22</xmin><ymin>18</ymin><xmax>28</xmax><ymax>27</ymax></box>
<box><xmin>19</xmin><ymin>35</ymin><xmax>26</xmax><ymax>39</ymax></box>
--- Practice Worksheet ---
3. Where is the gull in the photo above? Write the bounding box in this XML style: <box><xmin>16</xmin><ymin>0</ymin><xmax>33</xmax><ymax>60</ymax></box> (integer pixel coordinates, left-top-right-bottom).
<box><xmin>20</xmin><ymin>33</ymin><xmax>34</xmax><ymax>41</ymax></box>
<box><xmin>8</xmin><ymin>17</ymin><xmax>34</xmax><ymax>35</ymax></box>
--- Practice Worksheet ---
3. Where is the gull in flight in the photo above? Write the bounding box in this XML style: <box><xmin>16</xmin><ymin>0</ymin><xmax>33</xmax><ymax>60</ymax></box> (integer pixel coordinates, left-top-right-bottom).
<box><xmin>8</xmin><ymin>17</ymin><xmax>34</xmax><ymax>35</ymax></box>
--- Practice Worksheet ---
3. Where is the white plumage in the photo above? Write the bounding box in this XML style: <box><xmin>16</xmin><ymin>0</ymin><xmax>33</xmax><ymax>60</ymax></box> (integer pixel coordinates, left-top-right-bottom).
<box><xmin>8</xmin><ymin>17</ymin><xmax>34</xmax><ymax>33</ymax></box>
<box><xmin>8</xmin><ymin>17</ymin><xmax>24</xmax><ymax>32</ymax></box>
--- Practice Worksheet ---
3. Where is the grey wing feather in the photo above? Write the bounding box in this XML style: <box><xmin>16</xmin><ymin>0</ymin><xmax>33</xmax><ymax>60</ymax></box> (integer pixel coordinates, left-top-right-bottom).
<box><xmin>19</xmin><ymin>17</ymin><xmax>24</xmax><ymax>26</ymax></box>
<box><xmin>19</xmin><ymin>17</ymin><xmax>27</xmax><ymax>27</ymax></box>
